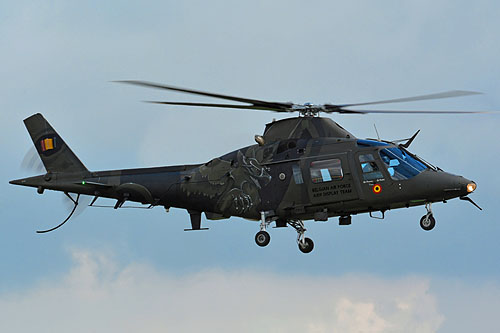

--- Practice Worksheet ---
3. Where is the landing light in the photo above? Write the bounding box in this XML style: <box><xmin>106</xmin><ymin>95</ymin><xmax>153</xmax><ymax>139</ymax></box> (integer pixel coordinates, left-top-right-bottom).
<box><xmin>467</xmin><ymin>182</ymin><xmax>476</xmax><ymax>193</ymax></box>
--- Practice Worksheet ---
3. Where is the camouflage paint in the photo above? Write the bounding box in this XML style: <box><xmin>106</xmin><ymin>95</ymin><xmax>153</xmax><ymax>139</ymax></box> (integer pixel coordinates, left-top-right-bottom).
<box><xmin>11</xmin><ymin>114</ymin><xmax>475</xmax><ymax>226</ymax></box>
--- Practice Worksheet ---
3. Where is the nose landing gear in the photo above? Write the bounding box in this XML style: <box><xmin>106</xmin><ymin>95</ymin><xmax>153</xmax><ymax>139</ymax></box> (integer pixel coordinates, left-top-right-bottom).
<box><xmin>420</xmin><ymin>203</ymin><xmax>436</xmax><ymax>231</ymax></box>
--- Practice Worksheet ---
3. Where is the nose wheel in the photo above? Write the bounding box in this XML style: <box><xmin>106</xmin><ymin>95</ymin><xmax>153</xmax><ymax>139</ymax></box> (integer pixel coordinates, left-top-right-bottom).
<box><xmin>420</xmin><ymin>203</ymin><xmax>436</xmax><ymax>231</ymax></box>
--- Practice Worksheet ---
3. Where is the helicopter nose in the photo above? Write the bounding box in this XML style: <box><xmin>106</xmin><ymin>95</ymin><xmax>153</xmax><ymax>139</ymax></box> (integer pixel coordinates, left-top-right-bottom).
<box><xmin>455</xmin><ymin>176</ymin><xmax>476</xmax><ymax>195</ymax></box>
<box><xmin>418</xmin><ymin>171</ymin><xmax>476</xmax><ymax>201</ymax></box>
<box><xmin>446</xmin><ymin>174</ymin><xmax>477</xmax><ymax>198</ymax></box>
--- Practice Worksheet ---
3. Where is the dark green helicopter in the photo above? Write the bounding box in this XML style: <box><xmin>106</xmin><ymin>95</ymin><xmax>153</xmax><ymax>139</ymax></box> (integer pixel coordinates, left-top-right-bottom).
<box><xmin>10</xmin><ymin>81</ymin><xmax>484</xmax><ymax>253</ymax></box>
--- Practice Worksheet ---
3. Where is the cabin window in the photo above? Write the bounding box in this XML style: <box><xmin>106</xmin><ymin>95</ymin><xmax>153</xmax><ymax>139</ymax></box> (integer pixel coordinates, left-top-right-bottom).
<box><xmin>380</xmin><ymin>148</ymin><xmax>427</xmax><ymax>180</ymax></box>
<box><xmin>277</xmin><ymin>139</ymin><xmax>297</xmax><ymax>154</ymax></box>
<box><xmin>310</xmin><ymin>158</ymin><xmax>343</xmax><ymax>183</ymax></box>
<box><xmin>292</xmin><ymin>164</ymin><xmax>304</xmax><ymax>184</ymax></box>
<box><xmin>359</xmin><ymin>154</ymin><xmax>384</xmax><ymax>181</ymax></box>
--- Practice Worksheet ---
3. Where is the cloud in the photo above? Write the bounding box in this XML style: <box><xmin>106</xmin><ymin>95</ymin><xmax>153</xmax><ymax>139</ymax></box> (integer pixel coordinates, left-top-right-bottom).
<box><xmin>0</xmin><ymin>249</ymin><xmax>445</xmax><ymax>333</ymax></box>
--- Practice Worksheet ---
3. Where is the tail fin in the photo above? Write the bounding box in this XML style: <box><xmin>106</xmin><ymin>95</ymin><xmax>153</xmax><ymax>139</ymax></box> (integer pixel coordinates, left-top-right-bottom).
<box><xmin>24</xmin><ymin>113</ymin><xmax>88</xmax><ymax>173</ymax></box>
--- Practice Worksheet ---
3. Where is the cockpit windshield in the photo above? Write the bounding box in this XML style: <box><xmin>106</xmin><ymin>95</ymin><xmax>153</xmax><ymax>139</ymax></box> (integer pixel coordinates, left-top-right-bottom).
<box><xmin>380</xmin><ymin>147</ymin><xmax>428</xmax><ymax>180</ymax></box>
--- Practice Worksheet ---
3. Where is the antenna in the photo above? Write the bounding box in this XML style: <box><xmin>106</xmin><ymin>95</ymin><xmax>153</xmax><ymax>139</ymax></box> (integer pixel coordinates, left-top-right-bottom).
<box><xmin>373</xmin><ymin>123</ymin><xmax>381</xmax><ymax>141</ymax></box>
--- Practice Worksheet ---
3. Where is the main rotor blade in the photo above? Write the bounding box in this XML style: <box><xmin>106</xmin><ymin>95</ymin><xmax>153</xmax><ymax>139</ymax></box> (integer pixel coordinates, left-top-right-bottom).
<box><xmin>335</xmin><ymin>90</ymin><xmax>482</xmax><ymax>108</ymax></box>
<box><xmin>145</xmin><ymin>101</ymin><xmax>289</xmax><ymax>112</ymax></box>
<box><xmin>329</xmin><ymin>109</ymin><xmax>491</xmax><ymax>114</ymax></box>
<box><xmin>116</xmin><ymin>80</ymin><xmax>293</xmax><ymax>110</ymax></box>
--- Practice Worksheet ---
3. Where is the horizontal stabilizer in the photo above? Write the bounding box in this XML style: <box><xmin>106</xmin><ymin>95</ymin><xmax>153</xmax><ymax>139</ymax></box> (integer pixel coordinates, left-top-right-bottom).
<box><xmin>74</xmin><ymin>181</ymin><xmax>113</xmax><ymax>187</ymax></box>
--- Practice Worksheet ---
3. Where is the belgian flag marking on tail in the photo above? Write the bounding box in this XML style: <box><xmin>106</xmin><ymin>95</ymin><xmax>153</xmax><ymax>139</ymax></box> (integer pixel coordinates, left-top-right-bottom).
<box><xmin>37</xmin><ymin>135</ymin><xmax>61</xmax><ymax>156</ymax></box>
<box><xmin>24</xmin><ymin>113</ymin><xmax>87</xmax><ymax>172</ymax></box>
<box><xmin>40</xmin><ymin>137</ymin><xmax>56</xmax><ymax>152</ymax></box>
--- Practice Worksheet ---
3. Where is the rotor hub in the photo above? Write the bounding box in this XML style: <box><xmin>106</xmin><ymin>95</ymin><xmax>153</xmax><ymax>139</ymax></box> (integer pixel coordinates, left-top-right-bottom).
<box><xmin>293</xmin><ymin>104</ymin><xmax>323</xmax><ymax>117</ymax></box>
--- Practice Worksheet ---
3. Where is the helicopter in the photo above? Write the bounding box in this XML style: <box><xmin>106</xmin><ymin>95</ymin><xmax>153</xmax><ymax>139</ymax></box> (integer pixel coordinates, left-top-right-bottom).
<box><xmin>9</xmin><ymin>81</ymin><xmax>484</xmax><ymax>253</ymax></box>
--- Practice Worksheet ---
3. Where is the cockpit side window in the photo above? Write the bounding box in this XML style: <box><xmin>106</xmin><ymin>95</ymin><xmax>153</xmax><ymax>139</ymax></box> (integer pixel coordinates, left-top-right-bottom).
<box><xmin>359</xmin><ymin>153</ymin><xmax>384</xmax><ymax>182</ymax></box>
<box><xmin>380</xmin><ymin>148</ymin><xmax>427</xmax><ymax>180</ymax></box>
<box><xmin>310</xmin><ymin>158</ymin><xmax>343</xmax><ymax>183</ymax></box>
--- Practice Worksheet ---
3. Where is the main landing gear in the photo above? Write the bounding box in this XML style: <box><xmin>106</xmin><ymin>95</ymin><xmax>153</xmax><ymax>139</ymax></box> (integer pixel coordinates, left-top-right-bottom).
<box><xmin>420</xmin><ymin>203</ymin><xmax>436</xmax><ymax>231</ymax></box>
<box><xmin>254</xmin><ymin>212</ymin><xmax>314</xmax><ymax>253</ymax></box>
<box><xmin>288</xmin><ymin>219</ymin><xmax>314</xmax><ymax>253</ymax></box>
<box><xmin>255</xmin><ymin>211</ymin><xmax>272</xmax><ymax>247</ymax></box>
<box><xmin>255</xmin><ymin>230</ymin><xmax>270</xmax><ymax>247</ymax></box>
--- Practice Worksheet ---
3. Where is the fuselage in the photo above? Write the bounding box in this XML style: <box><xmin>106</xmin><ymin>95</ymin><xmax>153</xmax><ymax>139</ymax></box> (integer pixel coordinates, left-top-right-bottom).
<box><xmin>12</xmin><ymin>136</ymin><xmax>473</xmax><ymax>223</ymax></box>
<box><xmin>10</xmin><ymin>116</ymin><xmax>475</xmax><ymax>223</ymax></box>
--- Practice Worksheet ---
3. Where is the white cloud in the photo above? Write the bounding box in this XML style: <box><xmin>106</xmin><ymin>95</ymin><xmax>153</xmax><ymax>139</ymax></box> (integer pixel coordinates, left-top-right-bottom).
<box><xmin>0</xmin><ymin>249</ymin><xmax>445</xmax><ymax>333</ymax></box>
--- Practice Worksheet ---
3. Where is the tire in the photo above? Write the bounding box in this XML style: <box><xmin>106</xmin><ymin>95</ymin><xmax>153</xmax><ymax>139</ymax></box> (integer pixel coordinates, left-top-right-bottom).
<box><xmin>420</xmin><ymin>214</ymin><xmax>436</xmax><ymax>231</ymax></box>
<box><xmin>298</xmin><ymin>237</ymin><xmax>314</xmax><ymax>253</ymax></box>
<box><xmin>255</xmin><ymin>231</ymin><xmax>270</xmax><ymax>247</ymax></box>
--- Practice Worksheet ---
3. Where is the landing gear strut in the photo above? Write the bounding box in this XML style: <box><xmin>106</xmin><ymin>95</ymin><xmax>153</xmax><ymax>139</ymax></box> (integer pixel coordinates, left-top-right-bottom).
<box><xmin>288</xmin><ymin>219</ymin><xmax>314</xmax><ymax>253</ymax></box>
<box><xmin>420</xmin><ymin>203</ymin><xmax>436</xmax><ymax>231</ymax></box>
<box><xmin>255</xmin><ymin>211</ymin><xmax>271</xmax><ymax>247</ymax></box>
<box><xmin>254</xmin><ymin>213</ymin><xmax>314</xmax><ymax>253</ymax></box>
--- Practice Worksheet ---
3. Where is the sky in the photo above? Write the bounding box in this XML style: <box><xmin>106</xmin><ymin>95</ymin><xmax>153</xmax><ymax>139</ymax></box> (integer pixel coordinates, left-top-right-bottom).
<box><xmin>1</xmin><ymin>1</ymin><xmax>499</xmax><ymax>332</ymax></box>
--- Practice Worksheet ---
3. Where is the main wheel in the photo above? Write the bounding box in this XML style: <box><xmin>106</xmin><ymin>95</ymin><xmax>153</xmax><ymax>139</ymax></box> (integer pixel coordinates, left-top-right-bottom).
<box><xmin>255</xmin><ymin>231</ymin><xmax>270</xmax><ymax>247</ymax></box>
<box><xmin>420</xmin><ymin>214</ymin><xmax>436</xmax><ymax>231</ymax></box>
<box><xmin>298</xmin><ymin>237</ymin><xmax>314</xmax><ymax>253</ymax></box>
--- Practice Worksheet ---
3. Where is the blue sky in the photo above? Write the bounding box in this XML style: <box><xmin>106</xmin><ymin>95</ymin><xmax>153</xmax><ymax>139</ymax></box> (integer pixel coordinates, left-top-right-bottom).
<box><xmin>1</xmin><ymin>1</ymin><xmax>499</xmax><ymax>332</ymax></box>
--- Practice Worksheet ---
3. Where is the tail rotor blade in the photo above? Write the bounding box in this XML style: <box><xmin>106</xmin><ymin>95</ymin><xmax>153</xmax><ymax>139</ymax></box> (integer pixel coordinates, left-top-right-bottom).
<box><xmin>21</xmin><ymin>147</ymin><xmax>45</xmax><ymax>174</ymax></box>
